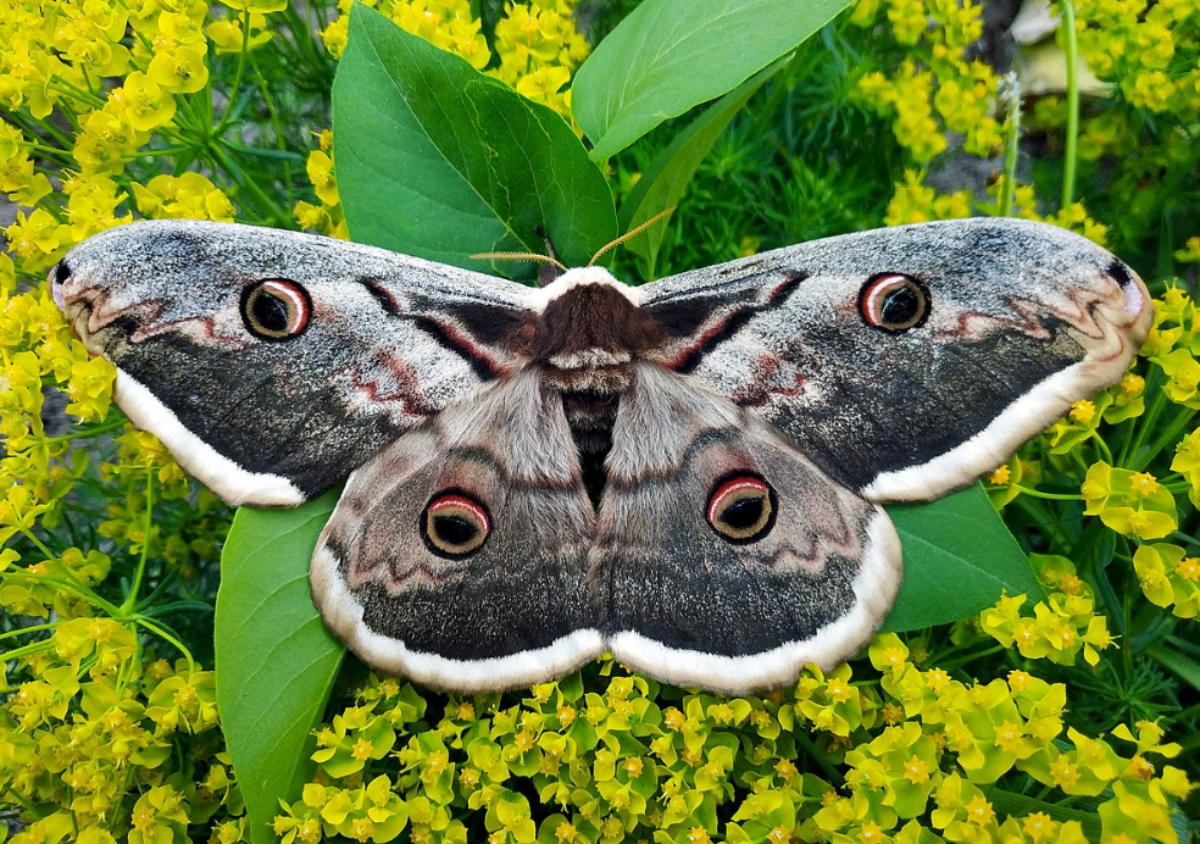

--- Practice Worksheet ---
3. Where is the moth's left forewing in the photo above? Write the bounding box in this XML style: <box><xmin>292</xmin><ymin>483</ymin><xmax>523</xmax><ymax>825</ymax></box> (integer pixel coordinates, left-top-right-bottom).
<box><xmin>642</xmin><ymin>219</ymin><xmax>1153</xmax><ymax>503</ymax></box>
<box><xmin>858</xmin><ymin>223</ymin><xmax>1152</xmax><ymax>501</ymax></box>
<box><xmin>53</xmin><ymin>220</ymin><xmax>534</xmax><ymax>507</ymax></box>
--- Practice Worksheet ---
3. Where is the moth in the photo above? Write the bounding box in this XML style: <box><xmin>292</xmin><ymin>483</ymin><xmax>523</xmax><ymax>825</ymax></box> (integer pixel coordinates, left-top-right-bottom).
<box><xmin>52</xmin><ymin>218</ymin><xmax>1151</xmax><ymax>694</ymax></box>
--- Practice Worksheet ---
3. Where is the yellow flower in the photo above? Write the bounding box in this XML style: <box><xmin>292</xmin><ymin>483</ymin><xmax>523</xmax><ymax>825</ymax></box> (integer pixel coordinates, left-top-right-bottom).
<box><xmin>115</xmin><ymin>72</ymin><xmax>176</xmax><ymax>132</ymax></box>
<box><xmin>1069</xmin><ymin>399</ymin><xmax>1095</xmax><ymax>423</ymax></box>
<box><xmin>220</xmin><ymin>0</ymin><xmax>289</xmax><ymax>12</ymax></box>
<box><xmin>148</xmin><ymin>45</ymin><xmax>209</xmax><ymax>94</ymax></box>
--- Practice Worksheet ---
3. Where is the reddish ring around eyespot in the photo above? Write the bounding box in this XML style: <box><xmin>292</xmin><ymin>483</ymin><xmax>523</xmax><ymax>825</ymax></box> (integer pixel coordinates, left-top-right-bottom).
<box><xmin>706</xmin><ymin>473</ymin><xmax>776</xmax><ymax>544</ymax></box>
<box><xmin>428</xmin><ymin>494</ymin><xmax>490</xmax><ymax>534</ymax></box>
<box><xmin>858</xmin><ymin>273</ymin><xmax>929</xmax><ymax>332</ymax></box>
<box><xmin>421</xmin><ymin>490</ymin><xmax>492</xmax><ymax>559</ymax></box>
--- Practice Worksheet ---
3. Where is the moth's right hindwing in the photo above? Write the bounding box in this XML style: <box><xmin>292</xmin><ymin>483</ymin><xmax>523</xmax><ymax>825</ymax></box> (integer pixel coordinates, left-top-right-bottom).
<box><xmin>54</xmin><ymin>220</ymin><xmax>533</xmax><ymax>506</ymax></box>
<box><xmin>595</xmin><ymin>364</ymin><xmax>902</xmax><ymax>694</ymax></box>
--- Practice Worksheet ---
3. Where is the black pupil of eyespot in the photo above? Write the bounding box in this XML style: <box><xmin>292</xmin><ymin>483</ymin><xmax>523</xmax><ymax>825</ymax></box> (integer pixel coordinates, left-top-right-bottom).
<box><xmin>721</xmin><ymin>497</ymin><xmax>764</xmax><ymax>530</ymax></box>
<box><xmin>433</xmin><ymin>514</ymin><xmax>477</xmax><ymax>546</ymax></box>
<box><xmin>253</xmin><ymin>290</ymin><xmax>291</xmax><ymax>333</ymax></box>
<box><xmin>54</xmin><ymin>262</ymin><xmax>71</xmax><ymax>285</ymax></box>
<box><xmin>881</xmin><ymin>284</ymin><xmax>919</xmax><ymax>325</ymax></box>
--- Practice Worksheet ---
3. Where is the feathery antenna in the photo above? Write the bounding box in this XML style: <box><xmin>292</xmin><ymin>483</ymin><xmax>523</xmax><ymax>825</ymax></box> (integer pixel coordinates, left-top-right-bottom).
<box><xmin>588</xmin><ymin>207</ymin><xmax>677</xmax><ymax>266</ymax></box>
<box><xmin>469</xmin><ymin>251</ymin><xmax>569</xmax><ymax>273</ymax></box>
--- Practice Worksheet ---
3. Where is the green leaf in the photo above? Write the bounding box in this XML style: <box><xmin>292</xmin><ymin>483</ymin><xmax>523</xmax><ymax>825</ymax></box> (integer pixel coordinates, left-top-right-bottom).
<box><xmin>1146</xmin><ymin>642</ymin><xmax>1200</xmax><ymax>692</ymax></box>
<box><xmin>883</xmin><ymin>484</ymin><xmax>1042</xmax><ymax>632</ymax></box>
<box><xmin>215</xmin><ymin>491</ymin><xmax>345</xmax><ymax>844</ymax></box>
<box><xmin>333</xmin><ymin>5</ymin><xmax>617</xmax><ymax>270</ymax></box>
<box><xmin>573</xmin><ymin>0</ymin><xmax>854</xmax><ymax>160</ymax></box>
<box><xmin>619</xmin><ymin>62</ymin><xmax>781</xmax><ymax>276</ymax></box>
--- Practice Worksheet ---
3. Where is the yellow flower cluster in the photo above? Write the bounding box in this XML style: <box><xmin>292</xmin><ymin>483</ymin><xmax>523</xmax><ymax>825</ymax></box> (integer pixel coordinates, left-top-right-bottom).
<box><xmin>979</xmin><ymin>556</ymin><xmax>1115</xmax><ymax>666</ymax></box>
<box><xmin>277</xmin><ymin>653</ymin><xmax>1192</xmax><ymax>844</ymax></box>
<box><xmin>294</xmin><ymin>129</ymin><xmax>348</xmax><ymax>239</ymax></box>
<box><xmin>2</xmin><ymin>2</ymin><xmax>285</xmax><ymax>841</ymax></box>
<box><xmin>1074</xmin><ymin>0</ymin><xmax>1200</xmax><ymax>117</ymax></box>
<box><xmin>3</xmin><ymin>653</ymin><xmax>230</xmax><ymax>844</ymax></box>
<box><xmin>885</xmin><ymin>169</ymin><xmax>1110</xmax><ymax>245</ymax></box>
<box><xmin>0</xmin><ymin>0</ymin><xmax>254</xmax><ymax>272</ymax></box>
<box><xmin>984</xmin><ymin>281</ymin><xmax>1200</xmax><ymax>641</ymax></box>
<box><xmin>299</xmin><ymin>0</ymin><xmax>590</xmax><ymax>237</ymax></box>
<box><xmin>853</xmin><ymin>0</ymin><xmax>1003</xmax><ymax>162</ymax></box>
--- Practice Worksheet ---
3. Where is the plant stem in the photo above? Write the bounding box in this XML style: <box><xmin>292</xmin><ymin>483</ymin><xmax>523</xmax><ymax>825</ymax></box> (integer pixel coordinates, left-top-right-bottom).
<box><xmin>0</xmin><ymin>620</ymin><xmax>62</xmax><ymax>641</ymax></box>
<box><xmin>122</xmin><ymin>470</ymin><xmax>155</xmax><ymax>614</ymax></box>
<box><xmin>1000</xmin><ymin>73</ymin><xmax>1021</xmax><ymax>217</ymax></box>
<box><xmin>212</xmin><ymin>12</ymin><xmax>253</xmax><ymax>139</ymax></box>
<box><xmin>0</xmin><ymin>639</ymin><xmax>55</xmax><ymax>662</ymax></box>
<box><xmin>1059</xmin><ymin>0</ymin><xmax>1080</xmax><ymax>208</ymax></box>
<box><xmin>132</xmin><ymin>616</ymin><xmax>196</xmax><ymax>674</ymax></box>
<box><xmin>1014</xmin><ymin>486</ymin><xmax>1082</xmax><ymax>501</ymax></box>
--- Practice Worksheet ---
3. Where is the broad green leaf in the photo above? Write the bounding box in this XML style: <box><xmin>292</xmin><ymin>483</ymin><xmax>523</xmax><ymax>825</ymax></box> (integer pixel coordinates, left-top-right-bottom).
<box><xmin>883</xmin><ymin>484</ymin><xmax>1042</xmax><ymax>632</ymax></box>
<box><xmin>216</xmin><ymin>491</ymin><xmax>345</xmax><ymax>844</ymax></box>
<box><xmin>573</xmin><ymin>0</ymin><xmax>853</xmax><ymax>160</ymax></box>
<box><xmin>333</xmin><ymin>5</ymin><xmax>617</xmax><ymax>270</ymax></box>
<box><xmin>619</xmin><ymin>63</ymin><xmax>781</xmax><ymax>276</ymax></box>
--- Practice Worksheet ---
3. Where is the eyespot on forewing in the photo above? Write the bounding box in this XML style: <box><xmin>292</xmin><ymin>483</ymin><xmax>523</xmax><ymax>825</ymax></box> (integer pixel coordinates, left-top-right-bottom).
<box><xmin>241</xmin><ymin>279</ymin><xmax>311</xmax><ymax>341</ymax></box>
<box><xmin>859</xmin><ymin>274</ymin><xmax>929</xmax><ymax>332</ymax></box>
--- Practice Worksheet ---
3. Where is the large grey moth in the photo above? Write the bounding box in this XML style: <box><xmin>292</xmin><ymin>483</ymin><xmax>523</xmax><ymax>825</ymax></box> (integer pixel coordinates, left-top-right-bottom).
<box><xmin>51</xmin><ymin>217</ymin><xmax>1151</xmax><ymax>693</ymax></box>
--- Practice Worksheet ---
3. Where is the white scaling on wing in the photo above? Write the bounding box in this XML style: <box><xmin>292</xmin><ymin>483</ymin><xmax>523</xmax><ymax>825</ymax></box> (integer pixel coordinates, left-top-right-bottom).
<box><xmin>114</xmin><ymin>368</ymin><xmax>306</xmax><ymax>506</ymax></box>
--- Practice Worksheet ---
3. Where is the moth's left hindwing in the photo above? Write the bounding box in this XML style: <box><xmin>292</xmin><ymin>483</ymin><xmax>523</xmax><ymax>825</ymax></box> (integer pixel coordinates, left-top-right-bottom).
<box><xmin>54</xmin><ymin>221</ymin><xmax>532</xmax><ymax>506</ymax></box>
<box><xmin>597</xmin><ymin>364</ymin><xmax>901</xmax><ymax>693</ymax></box>
<box><xmin>310</xmin><ymin>369</ymin><xmax>604</xmax><ymax>693</ymax></box>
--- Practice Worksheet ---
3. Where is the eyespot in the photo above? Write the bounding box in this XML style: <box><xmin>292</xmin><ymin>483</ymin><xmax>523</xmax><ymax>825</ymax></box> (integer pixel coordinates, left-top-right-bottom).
<box><xmin>53</xmin><ymin>261</ymin><xmax>71</xmax><ymax>285</ymax></box>
<box><xmin>706</xmin><ymin>473</ymin><xmax>776</xmax><ymax>544</ymax></box>
<box><xmin>421</xmin><ymin>490</ymin><xmax>491</xmax><ymax>559</ymax></box>
<box><xmin>859</xmin><ymin>274</ymin><xmax>929</xmax><ymax>332</ymax></box>
<box><xmin>241</xmin><ymin>279</ymin><xmax>311</xmax><ymax>341</ymax></box>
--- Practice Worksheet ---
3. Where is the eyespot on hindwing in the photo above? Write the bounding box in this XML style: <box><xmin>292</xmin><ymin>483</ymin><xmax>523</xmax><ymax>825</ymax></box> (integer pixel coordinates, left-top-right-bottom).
<box><xmin>421</xmin><ymin>490</ymin><xmax>491</xmax><ymax>558</ymax></box>
<box><xmin>706</xmin><ymin>473</ymin><xmax>777</xmax><ymax>544</ymax></box>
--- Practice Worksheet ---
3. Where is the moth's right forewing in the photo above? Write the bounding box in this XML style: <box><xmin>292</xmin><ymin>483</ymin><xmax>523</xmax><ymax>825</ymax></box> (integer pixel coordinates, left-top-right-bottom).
<box><xmin>641</xmin><ymin>218</ymin><xmax>1152</xmax><ymax>502</ymax></box>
